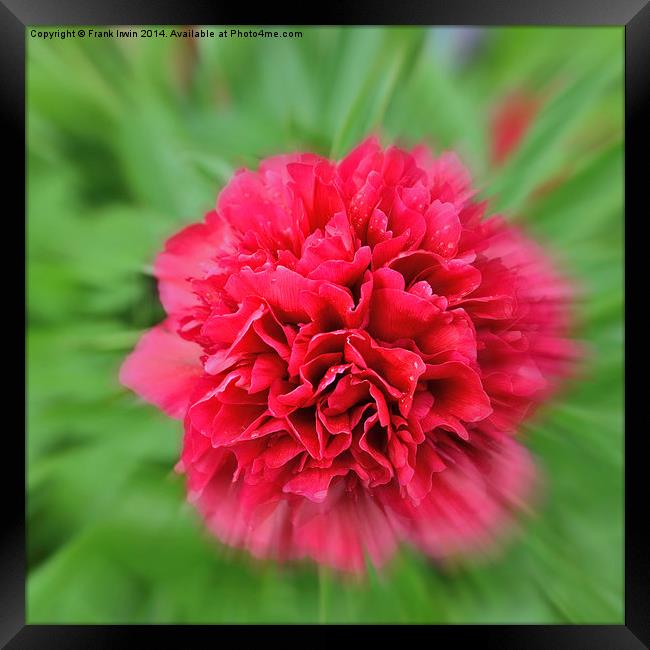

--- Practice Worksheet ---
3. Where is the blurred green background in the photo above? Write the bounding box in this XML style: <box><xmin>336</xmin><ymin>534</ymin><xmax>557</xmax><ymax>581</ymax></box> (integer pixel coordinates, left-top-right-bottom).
<box><xmin>27</xmin><ymin>26</ymin><xmax>623</xmax><ymax>623</ymax></box>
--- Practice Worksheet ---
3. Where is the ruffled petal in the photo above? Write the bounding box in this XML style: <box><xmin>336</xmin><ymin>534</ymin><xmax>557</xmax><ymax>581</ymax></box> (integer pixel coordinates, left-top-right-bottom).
<box><xmin>154</xmin><ymin>211</ymin><xmax>232</xmax><ymax>314</ymax></box>
<box><xmin>120</xmin><ymin>319</ymin><xmax>203</xmax><ymax>418</ymax></box>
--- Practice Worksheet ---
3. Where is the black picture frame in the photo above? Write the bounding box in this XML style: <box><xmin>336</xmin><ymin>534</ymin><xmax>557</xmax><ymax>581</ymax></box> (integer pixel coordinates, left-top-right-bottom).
<box><xmin>5</xmin><ymin>0</ymin><xmax>646</xmax><ymax>645</ymax></box>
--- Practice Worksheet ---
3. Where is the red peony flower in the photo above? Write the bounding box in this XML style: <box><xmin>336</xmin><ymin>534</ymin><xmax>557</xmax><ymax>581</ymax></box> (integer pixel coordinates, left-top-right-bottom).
<box><xmin>121</xmin><ymin>137</ymin><xmax>575</xmax><ymax>572</ymax></box>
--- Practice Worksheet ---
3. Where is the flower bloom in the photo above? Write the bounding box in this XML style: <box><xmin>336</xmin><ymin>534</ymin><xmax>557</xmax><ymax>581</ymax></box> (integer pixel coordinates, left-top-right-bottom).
<box><xmin>121</xmin><ymin>137</ymin><xmax>575</xmax><ymax>572</ymax></box>
<box><xmin>490</xmin><ymin>90</ymin><xmax>541</xmax><ymax>166</ymax></box>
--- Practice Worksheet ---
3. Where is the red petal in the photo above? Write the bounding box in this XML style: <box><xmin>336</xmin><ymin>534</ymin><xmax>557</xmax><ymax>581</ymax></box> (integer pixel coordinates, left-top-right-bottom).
<box><xmin>225</xmin><ymin>266</ymin><xmax>317</xmax><ymax>323</ymax></box>
<box><xmin>154</xmin><ymin>211</ymin><xmax>232</xmax><ymax>313</ymax></box>
<box><xmin>369</xmin><ymin>287</ymin><xmax>440</xmax><ymax>342</ymax></box>
<box><xmin>424</xmin><ymin>361</ymin><xmax>492</xmax><ymax>423</ymax></box>
<box><xmin>120</xmin><ymin>319</ymin><xmax>203</xmax><ymax>418</ymax></box>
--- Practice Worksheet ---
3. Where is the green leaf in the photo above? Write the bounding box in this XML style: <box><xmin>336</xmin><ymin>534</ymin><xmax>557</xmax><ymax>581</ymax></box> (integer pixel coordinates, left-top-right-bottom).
<box><xmin>329</xmin><ymin>29</ymin><xmax>426</xmax><ymax>157</ymax></box>
<box><xmin>525</xmin><ymin>142</ymin><xmax>623</xmax><ymax>244</ymax></box>
<box><xmin>486</xmin><ymin>54</ymin><xmax>622</xmax><ymax>214</ymax></box>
